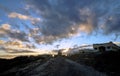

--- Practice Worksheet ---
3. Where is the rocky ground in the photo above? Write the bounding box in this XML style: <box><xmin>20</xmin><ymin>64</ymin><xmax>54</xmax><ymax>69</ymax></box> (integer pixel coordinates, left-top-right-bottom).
<box><xmin>0</xmin><ymin>56</ymin><xmax>106</xmax><ymax>76</ymax></box>
<box><xmin>1</xmin><ymin>51</ymin><xmax>120</xmax><ymax>76</ymax></box>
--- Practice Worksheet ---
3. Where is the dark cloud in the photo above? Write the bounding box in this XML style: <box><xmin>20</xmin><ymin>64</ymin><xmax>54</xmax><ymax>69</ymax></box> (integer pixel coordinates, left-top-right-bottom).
<box><xmin>103</xmin><ymin>14</ymin><xmax>120</xmax><ymax>34</ymax></box>
<box><xmin>26</xmin><ymin>0</ymin><xmax>120</xmax><ymax>43</ymax></box>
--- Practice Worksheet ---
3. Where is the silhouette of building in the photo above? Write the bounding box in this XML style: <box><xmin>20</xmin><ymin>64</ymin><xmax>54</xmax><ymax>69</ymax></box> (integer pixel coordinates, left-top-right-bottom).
<box><xmin>93</xmin><ymin>42</ymin><xmax>120</xmax><ymax>52</ymax></box>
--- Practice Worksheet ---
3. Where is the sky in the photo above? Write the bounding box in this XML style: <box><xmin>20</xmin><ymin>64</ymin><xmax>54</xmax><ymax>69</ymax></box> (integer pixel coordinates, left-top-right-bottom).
<box><xmin>0</xmin><ymin>0</ymin><xmax>120</xmax><ymax>58</ymax></box>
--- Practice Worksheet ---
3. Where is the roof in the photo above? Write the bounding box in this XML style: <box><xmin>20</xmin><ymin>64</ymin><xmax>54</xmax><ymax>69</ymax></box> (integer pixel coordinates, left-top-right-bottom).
<box><xmin>93</xmin><ymin>42</ymin><xmax>120</xmax><ymax>49</ymax></box>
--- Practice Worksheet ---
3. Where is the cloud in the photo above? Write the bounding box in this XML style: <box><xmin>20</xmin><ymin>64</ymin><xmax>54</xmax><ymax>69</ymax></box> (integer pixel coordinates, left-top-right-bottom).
<box><xmin>25</xmin><ymin>0</ymin><xmax>120</xmax><ymax>43</ymax></box>
<box><xmin>1</xmin><ymin>0</ymin><xmax>120</xmax><ymax>44</ymax></box>
<box><xmin>8</xmin><ymin>12</ymin><xmax>40</xmax><ymax>24</ymax></box>
<box><xmin>102</xmin><ymin>15</ymin><xmax>120</xmax><ymax>34</ymax></box>
<box><xmin>1</xmin><ymin>24</ymin><xmax>11</xmax><ymax>30</ymax></box>
<box><xmin>0</xmin><ymin>46</ymin><xmax>36</xmax><ymax>53</ymax></box>
<box><xmin>0</xmin><ymin>39</ymin><xmax>36</xmax><ymax>53</ymax></box>
<box><xmin>0</xmin><ymin>40</ymin><xmax>5</xmax><ymax>45</ymax></box>
<box><xmin>0</xmin><ymin>23</ymin><xmax>28</xmax><ymax>41</ymax></box>
<box><xmin>113</xmin><ymin>42</ymin><xmax>120</xmax><ymax>46</ymax></box>
<box><xmin>0</xmin><ymin>23</ymin><xmax>11</xmax><ymax>37</ymax></box>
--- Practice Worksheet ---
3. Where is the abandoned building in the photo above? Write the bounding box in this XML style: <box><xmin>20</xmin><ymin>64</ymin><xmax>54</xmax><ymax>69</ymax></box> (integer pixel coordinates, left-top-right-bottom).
<box><xmin>93</xmin><ymin>42</ymin><xmax>120</xmax><ymax>52</ymax></box>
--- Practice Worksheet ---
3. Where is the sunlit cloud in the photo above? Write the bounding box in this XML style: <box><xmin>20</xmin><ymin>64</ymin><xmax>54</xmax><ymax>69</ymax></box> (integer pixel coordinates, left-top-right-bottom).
<box><xmin>0</xmin><ymin>23</ymin><xmax>11</xmax><ymax>36</ymax></box>
<box><xmin>8</xmin><ymin>12</ymin><xmax>41</xmax><ymax>24</ymax></box>
<box><xmin>0</xmin><ymin>40</ymin><xmax>5</xmax><ymax>45</ymax></box>
<box><xmin>1</xmin><ymin>23</ymin><xmax>11</xmax><ymax>30</ymax></box>
<box><xmin>79</xmin><ymin>24</ymin><xmax>93</xmax><ymax>34</ymax></box>
<box><xmin>0</xmin><ymin>39</ymin><xmax>37</xmax><ymax>54</ymax></box>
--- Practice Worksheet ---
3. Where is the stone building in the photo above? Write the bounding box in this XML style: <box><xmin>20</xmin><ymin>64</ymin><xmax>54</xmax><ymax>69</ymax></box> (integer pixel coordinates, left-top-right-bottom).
<box><xmin>93</xmin><ymin>42</ymin><xmax>120</xmax><ymax>52</ymax></box>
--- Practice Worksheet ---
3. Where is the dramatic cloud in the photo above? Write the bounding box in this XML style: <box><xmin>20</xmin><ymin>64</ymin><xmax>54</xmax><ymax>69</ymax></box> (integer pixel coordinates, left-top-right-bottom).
<box><xmin>1</xmin><ymin>0</ymin><xmax>120</xmax><ymax>44</ymax></box>
<box><xmin>24</xmin><ymin>0</ymin><xmax>120</xmax><ymax>43</ymax></box>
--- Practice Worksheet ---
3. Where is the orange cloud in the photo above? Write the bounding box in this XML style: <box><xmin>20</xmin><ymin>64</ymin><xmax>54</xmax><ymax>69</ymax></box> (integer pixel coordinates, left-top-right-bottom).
<box><xmin>79</xmin><ymin>24</ymin><xmax>93</xmax><ymax>34</ymax></box>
